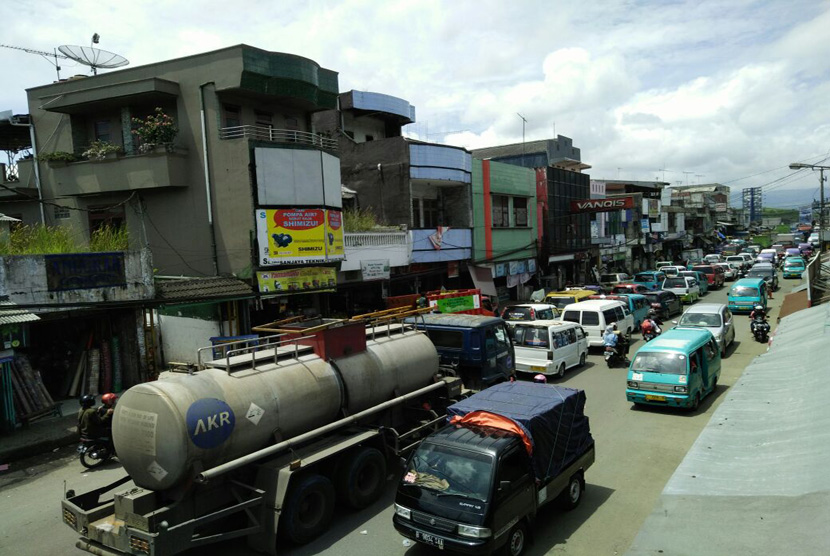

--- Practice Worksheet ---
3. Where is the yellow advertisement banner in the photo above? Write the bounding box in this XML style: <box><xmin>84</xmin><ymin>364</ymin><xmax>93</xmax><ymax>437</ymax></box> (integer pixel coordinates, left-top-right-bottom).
<box><xmin>256</xmin><ymin>209</ymin><xmax>344</xmax><ymax>265</ymax></box>
<box><xmin>256</xmin><ymin>267</ymin><xmax>337</xmax><ymax>294</ymax></box>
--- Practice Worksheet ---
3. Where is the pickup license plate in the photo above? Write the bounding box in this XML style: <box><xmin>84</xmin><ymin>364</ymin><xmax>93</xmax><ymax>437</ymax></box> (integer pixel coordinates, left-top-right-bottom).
<box><xmin>416</xmin><ymin>531</ymin><xmax>444</xmax><ymax>550</ymax></box>
<box><xmin>531</xmin><ymin>365</ymin><xmax>546</xmax><ymax>372</ymax></box>
<box><xmin>645</xmin><ymin>395</ymin><xmax>666</xmax><ymax>402</ymax></box>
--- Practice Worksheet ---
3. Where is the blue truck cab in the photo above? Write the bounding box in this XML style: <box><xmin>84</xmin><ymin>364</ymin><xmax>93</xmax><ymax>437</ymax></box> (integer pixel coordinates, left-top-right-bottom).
<box><xmin>626</xmin><ymin>328</ymin><xmax>721</xmax><ymax>411</ymax></box>
<box><xmin>727</xmin><ymin>277</ymin><xmax>768</xmax><ymax>313</ymax></box>
<box><xmin>409</xmin><ymin>314</ymin><xmax>515</xmax><ymax>390</ymax></box>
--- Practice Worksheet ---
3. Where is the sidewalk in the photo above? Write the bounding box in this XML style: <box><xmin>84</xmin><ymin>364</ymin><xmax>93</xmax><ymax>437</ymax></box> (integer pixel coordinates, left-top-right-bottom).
<box><xmin>0</xmin><ymin>398</ymin><xmax>80</xmax><ymax>464</ymax></box>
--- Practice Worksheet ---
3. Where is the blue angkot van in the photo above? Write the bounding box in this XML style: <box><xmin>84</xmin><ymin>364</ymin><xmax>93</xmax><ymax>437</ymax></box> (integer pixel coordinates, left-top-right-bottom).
<box><xmin>727</xmin><ymin>277</ymin><xmax>767</xmax><ymax>313</ymax></box>
<box><xmin>626</xmin><ymin>328</ymin><xmax>721</xmax><ymax>411</ymax></box>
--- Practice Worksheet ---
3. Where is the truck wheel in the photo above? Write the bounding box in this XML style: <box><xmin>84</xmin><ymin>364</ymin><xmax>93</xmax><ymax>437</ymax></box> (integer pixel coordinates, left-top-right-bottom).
<box><xmin>501</xmin><ymin>521</ymin><xmax>528</xmax><ymax>556</ymax></box>
<box><xmin>558</xmin><ymin>473</ymin><xmax>583</xmax><ymax>511</ymax></box>
<box><xmin>336</xmin><ymin>447</ymin><xmax>387</xmax><ymax>509</ymax></box>
<box><xmin>281</xmin><ymin>474</ymin><xmax>335</xmax><ymax>544</ymax></box>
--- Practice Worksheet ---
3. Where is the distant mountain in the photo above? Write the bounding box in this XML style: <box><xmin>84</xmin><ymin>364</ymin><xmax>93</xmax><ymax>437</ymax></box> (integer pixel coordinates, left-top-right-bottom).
<box><xmin>759</xmin><ymin>188</ymin><xmax>822</xmax><ymax>209</ymax></box>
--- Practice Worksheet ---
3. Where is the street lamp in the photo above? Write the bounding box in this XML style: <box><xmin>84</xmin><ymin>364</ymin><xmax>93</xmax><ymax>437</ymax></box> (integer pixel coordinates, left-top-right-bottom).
<box><xmin>789</xmin><ymin>162</ymin><xmax>829</xmax><ymax>254</ymax></box>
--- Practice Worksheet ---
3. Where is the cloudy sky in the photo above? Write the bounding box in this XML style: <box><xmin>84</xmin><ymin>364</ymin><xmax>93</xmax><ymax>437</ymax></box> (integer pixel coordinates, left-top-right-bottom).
<box><xmin>2</xmin><ymin>0</ymin><xmax>830</xmax><ymax>207</ymax></box>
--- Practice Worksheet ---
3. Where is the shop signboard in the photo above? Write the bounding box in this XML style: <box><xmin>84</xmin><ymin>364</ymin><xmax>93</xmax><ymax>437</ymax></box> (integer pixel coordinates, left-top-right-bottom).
<box><xmin>493</xmin><ymin>263</ymin><xmax>507</xmax><ymax>278</ymax></box>
<box><xmin>361</xmin><ymin>259</ymin><xmax>390</xmax><ymax>281</ymax></box>
<box><xmin>570</xmin><ymin>196</ymin><xmax>635</xmax><ymax>213</ymax></box>
<box><xmin>256</xmin><ymin>267</ymin><xmax>337</xmax><ymax>293</ymax></box>
<box><xmin>527</xmin><ymin>258</ymin><xmax>537</xmax><ymax>273</ymax></box>
<box><xmin>641</xmin><ymin>219</ymin><xmax>651</xmax><ymax>234</ymax></box>
<box><xmin>434</xmin><ymin>294</ymin><xmax>480</xmax><ymax>314</ymax></box>
<box><xmin>255</xmin><ymin>208</ymin><xmax>344</xmax><ymax>266</ymax></box>
<box><xmin>508</xmin><ymin>260</ymin><xmax>519</xmax><ymax>275</ymax></box>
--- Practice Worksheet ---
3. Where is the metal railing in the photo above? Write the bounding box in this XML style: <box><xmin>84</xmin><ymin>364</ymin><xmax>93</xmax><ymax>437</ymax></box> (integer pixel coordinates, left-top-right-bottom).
<box><xmin>344</xmin><ymin>232</ymin><xmax>408</xmax><ymax>248</ymax></box>
<box><xmin>218</xmin><ymin>125</ymin><xmax>338</xmax><ymax>151</ymax></box>
<box><xmin>196</xmin><ymin>333</ymin><xmax>315</xmax><ymax>374</ymax></box>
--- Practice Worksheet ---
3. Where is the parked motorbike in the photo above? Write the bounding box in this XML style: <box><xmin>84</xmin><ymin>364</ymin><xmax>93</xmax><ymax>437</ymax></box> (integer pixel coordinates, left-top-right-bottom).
<box><xmin>750</xmin><ymin>317</ymin><xmax>770</xmax><ymax>343</ymax></box>
<box><xmin>77</xmin><ymin>436</ymin><xmax>116</xmax><ymax>469</ymax></box>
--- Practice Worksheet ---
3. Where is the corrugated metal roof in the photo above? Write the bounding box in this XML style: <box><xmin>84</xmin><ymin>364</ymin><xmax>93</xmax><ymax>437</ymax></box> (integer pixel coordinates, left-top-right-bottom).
<box><xmin>0</xmin><ymin>300</ymin><xmax>40</xmax><ymax>325</ymax></box>
<box><xmin>627</xmin><ymin>302</ymin><xmax>830</xmax><ymax>555</ymax></box>
<box><xmin>156</xmin><ymin>277</ymin><xmax>254</xmax><ymax>302</ymax></box>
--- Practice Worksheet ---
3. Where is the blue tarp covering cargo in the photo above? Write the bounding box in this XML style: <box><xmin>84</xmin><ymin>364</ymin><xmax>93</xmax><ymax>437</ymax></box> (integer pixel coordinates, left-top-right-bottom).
<box><xmin>446</xmin><ymin>381</ymin><xmax>593</xmax><ymax>482</ymax></box>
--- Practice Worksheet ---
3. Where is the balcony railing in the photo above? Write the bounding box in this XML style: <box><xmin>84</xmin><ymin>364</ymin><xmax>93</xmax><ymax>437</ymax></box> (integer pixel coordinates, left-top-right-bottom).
<box><xmin>344</xmin><ymin>232</ymin><xmax>408</xmax><ymax>248</ymax></box>
<box><xmin>219</xmin><ymin>125</ymin><xmax>338</xmax><ymax>151</ymax></box>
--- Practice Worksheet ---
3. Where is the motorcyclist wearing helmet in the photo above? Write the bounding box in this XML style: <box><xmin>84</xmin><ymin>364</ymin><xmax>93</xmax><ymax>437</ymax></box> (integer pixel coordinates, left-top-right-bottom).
<box><xmin>533</xmin><ymin>373</ymin><xmax>547</xmax><ymax>384</ymax></box>
<box><xmin>77</xmin><ymin>393</ymin><xmax>115</xmax><ymax>439</ymax></box>
<box><xmin>602</xmin><ymin>325</ymin><xmax>618</xmax><ymax>349</ymax></box>
<box><xmin>750</xmin><ymin>305</ymin><xmax>766</xmax><ymax>321</ymax></box>
<box><xmin>641</xmin><ymin>312</ymin><xmax>662</xmax><ymax>338</ymax></box>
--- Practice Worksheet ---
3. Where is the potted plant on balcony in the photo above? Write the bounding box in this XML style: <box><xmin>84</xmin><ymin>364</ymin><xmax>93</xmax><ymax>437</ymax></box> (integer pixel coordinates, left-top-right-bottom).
<box><xmin>132</xmin><ymin>107</ymin><xmax>178</xmax><ymax>154</ymax></box>
<box><xmin>36</xmin><ymin>151</ymin><xmax>78</xmax><ymax>167</ymax></box>
<box><xmin>82</xmin><ymin>140</ymin><xmax>124</xmax><ymax>161</ymax></box>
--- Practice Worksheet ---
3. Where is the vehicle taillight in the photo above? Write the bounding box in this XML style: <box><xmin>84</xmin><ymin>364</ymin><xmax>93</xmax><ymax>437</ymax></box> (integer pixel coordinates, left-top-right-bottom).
<box><xmin>530</xmin><ymin>309</ymin><xmax>536</xmax><ymax>319</ymax></box>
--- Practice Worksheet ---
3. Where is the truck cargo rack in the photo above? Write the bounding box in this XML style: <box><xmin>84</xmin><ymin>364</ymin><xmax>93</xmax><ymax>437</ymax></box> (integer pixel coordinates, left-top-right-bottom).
<box><xmin>197</xmin><ymin>334</ymin><xmax>316</xmax><ymax>375</ymax></box>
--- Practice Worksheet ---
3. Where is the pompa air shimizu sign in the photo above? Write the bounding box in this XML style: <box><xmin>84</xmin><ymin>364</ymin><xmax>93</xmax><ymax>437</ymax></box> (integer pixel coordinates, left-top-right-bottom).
<box><xmin>256</xmin><ymin>209</ymin><xmax>344</xmax><ymax>266</ymax></box>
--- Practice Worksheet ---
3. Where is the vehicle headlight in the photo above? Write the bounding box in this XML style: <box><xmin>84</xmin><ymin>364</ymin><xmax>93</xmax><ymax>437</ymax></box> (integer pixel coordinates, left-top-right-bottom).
<box><xmin>395</xmin><ymin>504</ymin><xmax>411</xmax><ymax>520</ymax></box>
<box><xmin>627</xmin><ymin>381</ymin><xmax>639</xmax><ymax>389</ymax></box>
<box><xmin>674</xmin><ymin>386</ymin><xmax>688</xmax><ymax>393</ymax></box>
<box><xmin>458</xmin><ymin>524</ymin><xmax>492</xmax><ymax>538</ymax></box>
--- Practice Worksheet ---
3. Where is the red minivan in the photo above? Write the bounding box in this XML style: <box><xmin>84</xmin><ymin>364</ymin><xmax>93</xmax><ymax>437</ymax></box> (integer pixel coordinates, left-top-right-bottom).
<box><xmin>691</xmin><ymin>264</ymin><xmax>725</xmax><ymax>288</ymax></box>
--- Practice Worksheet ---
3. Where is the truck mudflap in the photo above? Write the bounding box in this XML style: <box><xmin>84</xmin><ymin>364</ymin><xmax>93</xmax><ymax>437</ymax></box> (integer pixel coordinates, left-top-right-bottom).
<box><xmin>62</xmin><ymin>475</ymin><xmax>266</xmax><ymax>556</ymax></box>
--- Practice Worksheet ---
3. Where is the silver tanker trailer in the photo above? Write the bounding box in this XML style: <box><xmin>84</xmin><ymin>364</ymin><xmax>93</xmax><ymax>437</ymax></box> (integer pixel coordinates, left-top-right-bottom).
<box><xmin>61</xmin><ymin>317</ymin><xmax>464</xmax><ymax>555</ymax></box>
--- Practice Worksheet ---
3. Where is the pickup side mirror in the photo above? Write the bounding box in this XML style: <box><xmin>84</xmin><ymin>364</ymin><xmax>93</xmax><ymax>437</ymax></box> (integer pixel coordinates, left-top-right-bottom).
<box><xmin>498</xmin><ymin>480</ymin><xmax>511</xmax><ymax>492</ymax></box>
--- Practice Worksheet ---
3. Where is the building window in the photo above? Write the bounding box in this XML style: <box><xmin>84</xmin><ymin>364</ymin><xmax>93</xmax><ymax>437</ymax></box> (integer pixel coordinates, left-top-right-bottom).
<box><xmin>492</xmin><ymin>195</ymin><xmax>510</xmax><ymax>227</ymax></box>
<box><xmin>94</xmin><ymin>120</ymin><xmax>111</xmax><ymax>142</ymax></box>
<box><xmin>412</xmin><ymin>198</ymin><xmax>439</xmax><ymax>228</ymax></box>
<box><xmin>514</xmin><ymin>197</ymin><xmax>528</xmax><ymax>227</ymax></box>
<box><xmin>223</xmin><ymin>104</ymin><xmax>241</xmax><ymax>128</ymax></box>
<box><xmin>88</xmin><ymin>205</ymin><xmax>125</xmax><ymax>236</ymax></box>
<box><xmin>365</xmin><ymin>134</ymin><xmax>374</xmax><ymax>141</ymax></box>
<box><xmin>54</xmin><ymin>206</ymin><xmax>70</xmax><ymax>220</ymax></box>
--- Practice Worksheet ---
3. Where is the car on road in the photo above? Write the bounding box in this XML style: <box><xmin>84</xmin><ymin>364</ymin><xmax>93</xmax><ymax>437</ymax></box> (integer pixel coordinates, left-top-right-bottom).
<box><xmin>703</xmin><ymin>253</ymin><xmax>723</xmax><ymax>264</ymax></box>
<box><xmin>632</xmin><ymin>271</ymin><xmax>667</xmax><ymax>291</ymax></box>
<box><xmin>660</xmin><ymin>265</ymin><xmax>686</xmax><ymax>278</ymax></box>
<box><xmin>746</xmin><ymin>263</ymin><xmax>778</xmax><ymax>291</ymax></box>
<box><xmin>782</xmin><ymin>258</ymin><xmax>806</xmax><ymax>279</ymax></box>
<box><xmin>560</xmin><ymin>299</ymin><xmax>634</xmax><ymax>347</ymax></box>
<box><xmin>600</xmin><ymin>273</ymin><xmax>632</xmax><ymax>290</ymax></box>
<box><xmin>661</xmin><ymin>276</ymin><xmax>701</xmax><ymax>304</ymax></box>
<box><xmin>727</xmin><ymin>278</ymin><xmax>768</xmax><ymax>314</ymax></box>
<box><xmin>691</xmin><ymin>264</ymin><xmax>725</xmax><ymax>289</ymax></box>
<box><xmin>626</xmin><ymin>328</ymin><xmax>721</xmax><ymax>411</ymax></box>
<box><xmin>612</xmin><ymin>283</ymin><xmax>652</xmax><ymax>295</ymax></box>
<box><xmin>545</xmin><ymin>289</ymin><xmax>596</xmax><ymax>309</ymax></box>
<box><xmin>590</xmin><ymin>293</ymin><xmax>650</xmax><ymax>329</ymax></box>
<box><xmin>714</xmin><ymin>262</ymin><xmax>738</xmax><ymax>281</ymax></box>
<box><xmin>501</xmin><ymin>303</ymin><xmax>561</xmax><ymax>325</ymax></box>
<box><xmin>678</xmin><ymin>270</ymin><xmax>709</xmax><ymax>294</ymax></box>
<box><xmin>642</xmin><ymin>290</ymin><xmax>683</xmax><ymax>320</ymax></box>
<box><xmin>725</xmin><ymin>255</ymin><xmax>751</xmax><ymax>272</ymax></box>
<box><xmin>512</xmin><ymin>320</ymin><xmax>589</xmax><ymax>378</ymax></box>
<box><xmin>673</xmin><ymin>303</ymin><xmax>736</xmax><ymax>357</ymax></box>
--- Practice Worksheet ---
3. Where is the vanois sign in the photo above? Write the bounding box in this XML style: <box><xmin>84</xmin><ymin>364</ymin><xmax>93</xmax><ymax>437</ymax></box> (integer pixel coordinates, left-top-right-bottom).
<box><xmin>570</xmin><ymin>196</ymin><xmax>635</xmax><ymax>213</ymax></box>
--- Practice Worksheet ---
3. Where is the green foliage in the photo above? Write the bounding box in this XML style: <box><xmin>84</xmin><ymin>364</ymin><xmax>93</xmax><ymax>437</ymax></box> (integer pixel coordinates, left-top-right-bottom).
<box><xmin>36</xmin><ymin>151</ymin><xmax>77</xmax><ymax>163</ymax></box>
<box><xmin>343</xmin><ymin>207</ymin><xmax>381</xmax><ymax>232</ymax></box>
<box><xmin>82</xmin><ymin>140</ymin><xmax>124</xmax><ymax>161</ymax></box>
<box><xmin>0</xmin><ymin>223</ymin><xmax>128</xmax><ymax>255</ymax></box>
<box><xmin>132</xmin><ymin>107</ymin><xmax>178</xmax><ymax>153</ymax></box>
<box><xmin>89</xmin><ymin>224</ymin><xmax>129</xmax><ymax>252</ymax></box>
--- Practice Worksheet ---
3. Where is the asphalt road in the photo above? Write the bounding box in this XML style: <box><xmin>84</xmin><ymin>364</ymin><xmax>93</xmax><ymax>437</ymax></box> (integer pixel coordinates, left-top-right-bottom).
<box><xmin>0</xmin><ymin>274</ymin><xmax>794</xmax><ymax>556</ymax></box>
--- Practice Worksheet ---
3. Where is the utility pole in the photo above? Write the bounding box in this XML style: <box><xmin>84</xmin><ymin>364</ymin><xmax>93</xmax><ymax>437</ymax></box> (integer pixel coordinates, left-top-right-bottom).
<box><xmin>517</xmin><ymin>113</ymin><xmax>527</xmax><ymax>166</ymax></box>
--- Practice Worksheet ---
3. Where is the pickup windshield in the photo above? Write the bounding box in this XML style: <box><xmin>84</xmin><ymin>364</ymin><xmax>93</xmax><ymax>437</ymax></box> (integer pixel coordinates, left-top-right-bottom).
<box><xmin>404</xmin><ymin>442</ymin><xmax>493</xmax><ymax>502</ymax></box>
<box><xmin>730</xmin><ymin>286</ymin><xmax>759</xmax><ymax>297</ymax></box>
<box><xmin>631</xmin><ymin>351</ymin><xmax>688</xmax><ymax>375</ymax></box>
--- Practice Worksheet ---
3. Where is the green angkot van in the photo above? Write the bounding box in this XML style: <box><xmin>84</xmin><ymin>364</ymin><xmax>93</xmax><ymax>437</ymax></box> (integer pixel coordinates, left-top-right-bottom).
<box><xmin>626</xmin><ymin>328</ymin><xmax>721</xmax><ymax>411</ymax></box>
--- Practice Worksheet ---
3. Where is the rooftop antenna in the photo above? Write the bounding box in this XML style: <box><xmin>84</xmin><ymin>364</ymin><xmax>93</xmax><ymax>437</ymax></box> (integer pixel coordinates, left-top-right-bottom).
<box><xmin>517</xmin><ymin>113</ymin><xmax>528</xmax><ymax>165</ymax></box>
<box><xmin>683</xmin><ymin>171</ymin><xmax>693</xmax><ymax>184</ymax></box>
<box><xmin>58</xmin><ymin>35</ymin><xmax>129</xmax><ymax>76</ymax></box>
<box><xmin>0</xmin><ymin>43</ymin><xmax>69</xmax><ymax>79</ymax></box>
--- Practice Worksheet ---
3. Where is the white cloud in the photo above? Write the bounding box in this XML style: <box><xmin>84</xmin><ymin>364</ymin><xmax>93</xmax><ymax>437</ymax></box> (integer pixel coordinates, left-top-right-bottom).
<box><xmin>2</xmin><ymin>0</ymin><xmax>830</xmax><ymax>200</ymax></box>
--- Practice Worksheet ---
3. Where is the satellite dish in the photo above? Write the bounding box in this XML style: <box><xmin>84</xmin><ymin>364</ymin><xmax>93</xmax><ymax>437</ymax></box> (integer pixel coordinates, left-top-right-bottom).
<box><xmin>57</xmin><ymin>45</ymin><xmax>129</xmax><ymax>75</ymax></box>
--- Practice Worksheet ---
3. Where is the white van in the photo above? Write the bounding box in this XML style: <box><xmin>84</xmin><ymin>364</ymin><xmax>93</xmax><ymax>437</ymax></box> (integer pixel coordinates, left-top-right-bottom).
<box><xmin>512</xmin><ymin>320</ymin><xmax>589</xmax><ymax>378</ymax></box>
<box><xmin>560</xmin><ymin>299</ymin><xmax>634</xmax><ymax>347</ymax></box>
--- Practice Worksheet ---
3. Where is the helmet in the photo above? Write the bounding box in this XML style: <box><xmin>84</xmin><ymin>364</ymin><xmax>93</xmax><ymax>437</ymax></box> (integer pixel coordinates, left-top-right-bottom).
<box><xmin>647</xmin><ymin>308</ymin><xmax>658</xmax><ymax>318</ymax></box>
<box><xmin>533</xmin><ymin>374</ymin><xmax>547</xmax><ymax>384</ymax></box>
<box><xmin>101</xmin><ymin>393</ymin><xmax>118</xmax><ymax>406</ymax></box>
<box><xmin>755</xmin><ymin>305</ymin><xmax>764</xmax><ymax>311</ymax></box>
<box><xmin>80</xmin><ymin>394</ymin><xmax>96</xmax><ymax>409</ymax></box>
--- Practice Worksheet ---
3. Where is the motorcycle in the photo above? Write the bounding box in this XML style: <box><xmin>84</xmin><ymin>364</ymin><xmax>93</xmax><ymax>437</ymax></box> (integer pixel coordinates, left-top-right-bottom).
<box><xmin>641</xmin><ymin>320</ymin><xmax>662</xmax><ymax>342</ymax></box>
<box><xmin>77</xmin><ymin>435</ymin><xmax>116</xmax><ymax>469</ymax></box>
<box><xmin>604</xmin><ymin>346</ymin><xmax>624</xmax><ymax>368</ymax></box>
<box><xmin>750</xmin><ymin>317</ymin><xmax>770</xmax><ymax>343</ymax></box>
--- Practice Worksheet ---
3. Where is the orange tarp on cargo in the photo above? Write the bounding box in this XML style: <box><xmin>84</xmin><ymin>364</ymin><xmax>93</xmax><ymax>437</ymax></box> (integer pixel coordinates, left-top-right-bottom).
<box><xmin>450</xmin><ymin>410</ymin><xmax>533</xmax><ymax>456</ymax></box>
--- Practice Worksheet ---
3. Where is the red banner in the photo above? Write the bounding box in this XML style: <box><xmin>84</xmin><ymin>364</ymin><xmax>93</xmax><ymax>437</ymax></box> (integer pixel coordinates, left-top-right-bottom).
<box><xmin>570</xmin><ymin>196</ymin><xmax>635</xmax><ymax>213</ymax></box>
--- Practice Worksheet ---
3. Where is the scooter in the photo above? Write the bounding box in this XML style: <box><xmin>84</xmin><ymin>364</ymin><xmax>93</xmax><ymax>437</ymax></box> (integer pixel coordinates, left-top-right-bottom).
<box><xmin>77</xmin><ymin>435</ymin><xmax>116</xmax><ymax>469</ymax></box>
<box><xmin>751</xmin><ymin>317</ymin><xmax>770</xmax><ymax>343</ymax></box>
<box><xmin>641</xmin><ymin>320</ymin><xmax>663</xmax><ymax>342</ymax></box>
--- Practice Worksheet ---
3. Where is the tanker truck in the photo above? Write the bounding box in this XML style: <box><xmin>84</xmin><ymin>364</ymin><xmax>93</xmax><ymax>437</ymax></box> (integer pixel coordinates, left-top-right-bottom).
<box><xmin>61</xmin><ymin>317</ymin><xmax>464</xmax><ymax>555</ymax></box>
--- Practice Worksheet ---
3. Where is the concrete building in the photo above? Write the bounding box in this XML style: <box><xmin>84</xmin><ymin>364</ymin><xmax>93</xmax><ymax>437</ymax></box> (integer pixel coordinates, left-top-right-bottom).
<box><xmin>472</xmin><ymin>136</ymin><xmax>593</xmax><ymax>289</ymax></box>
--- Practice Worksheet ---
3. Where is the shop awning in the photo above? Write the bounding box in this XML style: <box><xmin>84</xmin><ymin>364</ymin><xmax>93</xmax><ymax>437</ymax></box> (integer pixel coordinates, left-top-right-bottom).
<box><xmin>468</xmin><ymin>265</ymin><xmax>497</xmax><ymax>296</ymax></box>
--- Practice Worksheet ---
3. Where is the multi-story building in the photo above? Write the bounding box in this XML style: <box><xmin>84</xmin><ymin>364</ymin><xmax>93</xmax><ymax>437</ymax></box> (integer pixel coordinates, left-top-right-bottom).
<box><xmin>469</xmin><ymin>159</ymin><xmax>537</xmax><ymax>302</ymax></box>
<box><xmin>0</xmin><ymin>45</ymin><xmax>342</xmax><ymax>377</ymax></box>
<box><xmin>315</xmin><ymin>91</ymin><xmax>473</xmax><ymax>311</ymax></box>
<box><xmin>472</xmin><ymin>136</ymin><xmax>592</xmax><ymax>289</ymax></box>
<box><xmin>669</xmin><ymin>184</ymin><xmax>731</xmax><ymax>253</ymax></box>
